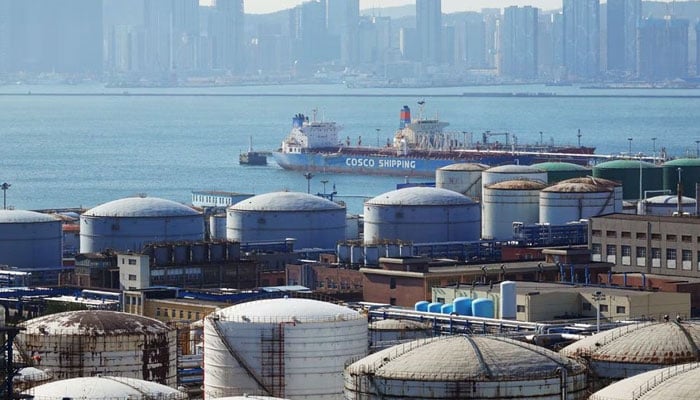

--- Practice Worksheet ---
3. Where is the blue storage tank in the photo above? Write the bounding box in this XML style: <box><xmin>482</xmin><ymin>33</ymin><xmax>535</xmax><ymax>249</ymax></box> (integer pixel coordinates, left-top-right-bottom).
<box><xmin>472</xmin><ymin>298</ymin><xmax>495</xmax><ymax>318</ymax></box>
<box><xmin>441</xmin><ymin>304</ymin><xmax>454</xmax><ymax>314</ymax></box>
<box><xmin>427</xmin><ymin>302</ymin><xmax>443</xmax><ymax>313</ymax></box>
<box><xmin>453</xmin><ymin>297</ymin><xmax>472</xmax><ymax>316</ymax></box>
<box><xmin>414</xmin><ymin>301</ymin><xmax>430</xmax><ymax>312</ymax></box>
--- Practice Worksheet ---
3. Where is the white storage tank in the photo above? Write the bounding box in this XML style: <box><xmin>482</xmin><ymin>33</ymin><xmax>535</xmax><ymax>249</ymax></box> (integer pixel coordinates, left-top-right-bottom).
<box><xmin>481</xmin><ymin>164</ymin><xmax>547</xmax><ymax>189</ymax></box>
<box><xmin>435</xmin><ymin>163</ymin><xmax>488</xmax><ymax>200</ymax></box>
<box><xmin>227</xmin><ymin>192</ymin><xmax>346</xmax><ymax>249</ymax></box>
<box><xmin>344</xmin><ymin>335</ymin><xmax>587</xmax><ymax>399</ymax></box>
<box><xmin>16</xmin><ymin>310</ymin><xmax>177</xmax><ymax>386</ymax></box>
<box><xmin>204</xmin><ymin>297</ymin><xmax>368</xmax><ymax>399</ymax></box>
<box><xmin>368</xmin><ymin>319</ymin><xmax>433</xmax><ymax>352</ymax></box>
<box><xmin>639</xmin><ymin>195</ymin><xmax>696</xmax><ymax>216</ymax></box>
<box><xmin>209</xmin><ymin>213</ymin><xmax>228</xmax><ymax>239</ymax></box>
<box><xmin>363</xmin><ymin>187</ymin><xmax>480</xmax><ymax>245</ymax></box>
<box><xmin>482</xmin><ymin>179</ymin><xmax>546</xmax><ymax>241</ymax></box>
<box><xmin>22</xmin><ymin>376</ymin><xmax>187</xmax><ymax>400</ymax></box>
<box><xmin>0</xmin><ymin>210</ymin><xmax>62</xmax><ymax>269</ymax></box>
<box><xmin>80</xmin><ymin>196</ymin><xmax>204</xmax><ymax>253</ymax></box>
<box><xmin>500</xmin><ymin>281</ymin><xmax>517</xmax><ymax>320</ymax></box>
<box><xmin>590</xmin><ymin>362</ymin><xmax>700</xmax><ymax>400</ymax></box>
<box><xmin>539</xmin><ymin>180</ymin><xmax>621</xmax><ymax>225</ymax></box>
<box><xmin>565</xmin><ymin>176</ymin><xmax>624</xmax><ymax>209</ymax></box>
<box><xmin>560</xmin><ymin>321</ymin><xmax>700</xmax><ymax>381</ymax></box>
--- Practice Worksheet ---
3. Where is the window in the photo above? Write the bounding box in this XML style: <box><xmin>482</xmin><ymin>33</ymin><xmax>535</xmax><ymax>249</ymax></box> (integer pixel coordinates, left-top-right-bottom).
<box><xmin>591</xmin><ymin>243</ymin><xmax>602</xmax><ymax>262</ymax></box>
<box><xmin>517</xmin><ymin>305</ymin><xmax>526</xmax><ymax>312</ymax></box>
<box><xmin>682</xmin><ymin>250</ymin><xmax>692</xmax><ymax>270</ymax></box>
<box><xmin>389</xmin><ymin>277</ymin><xmax>396</xmax><ymax>289</ymax></box>
<box><xmin>667</xmin><ymin>248</ymin><xmax>677</xmax><ymax>269</ymax></box>
<box><xmin>616</xmin><ymin>306</ymin><xmax>626</xmax><ymax>314</ymax></box>
<box><xmin>606</xmin><ymin>245</ymin><xmax>617</xmax><ymax>263</ymax></box>
<box><xmin>582</xmin><ymin>302</ymin><xmax>592</xmax><ymax>311</ymax></box>
<box><xmin>128</xmin><ymin>259</ymin><xmax>137</xmax><ymax>265</ymax></box>
<box><xmin>599</xmin><ymin>304</ymin><xmax>609</xmax><ymax>312</ymax></box>
<box><xmin>667</xmin><ymin>234</ymin><xmax>677</xmax><ymax>242</ymax></box>
<box><xmin>128</xmin><ymin>274</ymin><xmax>137</xmax><ymax>281</ymax></box>
<box><xmin>621</xmin><ymin>231</ymin><xmax>631</xmax><ymax>238</ymax></box>
<box><xmin>171</xmin><ymin>309</ymin><xmax>176</xmax><ymax>317</ymax></box>
<box><xmin>195</xmin><ymin>312</ymin><xmax>200</xmax><ymax>320</ymax></box>
<box><xmin>188</xmin><ymin>311</ymin><xmax>192</xmax><ymax>320</ymax></box>
<box><xmin>651</xmin><ymin>248</ymin><xmax>662</xmax><ymax>268</ymax></box>
<box><xmin>652</xmin><ymin>233</ymin><xmax>661</xmax><ymax>240</ymax></box>
<box><xmin>592</xmin><ymin>229</ymin><xmax>602</xmax><ymax>237</ymax></box>
<box><xmin>636</xmin><ymin>247</ymin><xmax>647</xmax><ymax>257</ymax></box>
<box><xmin>636</xmin><ymin>232</ymin><xmax>647</xmax><ymax>240</ymax></box>
<box><xmin>156</xmin><ymin>308</ymin><xmax>161</xmax><ymax>317</ymax></box>
<box><xmin>389</xmin><ymin>297</ymin><xmax>397</xmax><ymax>306</ymax></box>
<box><xmin>621</xmin><ymin>245</ymin><xmax>631</xmax><ymax>266</ymax></box>
<box><xmin>606</xmin><ymin>230</ymin><xmax>617</xmax><ymax>238</ymax></box>
<box><xmin>682</xmin><ymin>235</ymin><xmax>692</xmax><ymax>243</ymax></box>
<box><xmin>179</xmin><ymin>310</ymin><xmax>184</xmax><ymax>319</ymax></box>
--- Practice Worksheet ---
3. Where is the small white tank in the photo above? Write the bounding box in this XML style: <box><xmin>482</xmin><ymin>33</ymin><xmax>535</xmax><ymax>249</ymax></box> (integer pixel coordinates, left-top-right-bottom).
<box><xmin>482</xmin><ymin>164</ymin><xmax>547</xmax><ymax>189</ymax></box>
<box><xmin>435</xmin><ymin>163</ymin><xmax>488</xmax><ymax>200</ymax></box>
<box><xmin>500</xmin><ymin>281</ymin><xmax>517</xmax><ymax>320</ymax></box>
<box><xmin>482</xmin><ymin>179</ymin><xmax>546</xmax><ymax>241</ymax></box>
<box><xmin>640</xmin><ymin>195</ymin><xmax>696</xmax><ymax>216</ymax></box>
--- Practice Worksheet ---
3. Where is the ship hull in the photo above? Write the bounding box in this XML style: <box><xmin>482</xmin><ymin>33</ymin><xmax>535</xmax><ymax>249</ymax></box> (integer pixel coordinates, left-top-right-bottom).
<box><xmin>272</xmin><ymin>151</ymin><xmax>554</xmax><ymax>177</ymax></box>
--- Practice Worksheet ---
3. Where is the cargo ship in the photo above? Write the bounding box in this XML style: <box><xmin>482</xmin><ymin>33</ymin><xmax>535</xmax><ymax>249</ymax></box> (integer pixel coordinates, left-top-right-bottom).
<box><xmin>272</xmin><ymin>103</ymin><xmax>597</xmax><ymax>177</ymax></box>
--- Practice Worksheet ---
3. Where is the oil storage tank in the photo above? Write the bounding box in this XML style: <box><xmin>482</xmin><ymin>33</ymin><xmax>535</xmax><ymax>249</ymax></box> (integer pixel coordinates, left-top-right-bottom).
<box><xmin>593</xmin><ymin>159</ymin><xmax>662</xmax><ymax>200</ymax></box>
<box><xmin>590</xmin><ymin>362</ymin><xmax>700</xmax><ymax>400</ymax></box>
<box><xmin>560</xmin><ymin>321</ymin><xmax>700</xmax><ymax>381</ymax></box>
<box><xmin>663</xmin><ymin>158</ymin><xmax>700</xmax><ymax>196</ymax></box>
<box><xmin>22</xmin><ymin>376</ymin><xmax>187</xmax><ymax>400</ymax></box>
<box><xmin>80</xmin><ymin>196</ymin><xmax>204</xmax><ymax>253</ymax></box>
<box><xmin>369</xmin><ymin>319</ymin><xmax>432</xmax><ymax>352</ymax></box>
<box><xmin>16</xmin><ymin>310</ymin><xmax>177</xmax><ymax>386</ymax></box>
<box><xmin>203</xmin><ymin>297</ymin><xmax>368</xmax><ymax>399</ymax></box>
<box><xmin>539</xmin><ymin>179</ymin><xmax>621</xmax><ymax>224</ymax></box>
<box><xmin>482</xmin><ymin>179</ymin><xmax>546</xmax><ymax>240</ymax></box>
<box><xmin>531</xmin><ymin>162</ymin><xmax>590</xmax><ymax>184</ymax></box>
<box><xmin>639</xmin><ymin>195</ymin><xmax>696</xmax><ymax>216</ymax></box>
<box><xmin>344</xmin><ymin>335</ymin><xmax>587</xmax><ymax>399</ymax></box>
<box><xmin>0</xmin><ymin>210</ymin><xmax>62</xmax><ymax>269</ymax></box>
<box><xmin>227</xmin><ymin>191</ymin><xmax>346</xmax><ymax>249</ymax></box>
<box><xmin>363</xmin><ymin>187</ymin><xmax>480</xmax><ymax>245</ymax></box>
<box><xmin>481</xmin><ymin>164</ymin><xmax>547</xmax><ymax>189</ymax></box>
<box><xmin>435</xmin><ymin>163</ymin><xmax>488</xmax><ymax>199</ymax></box>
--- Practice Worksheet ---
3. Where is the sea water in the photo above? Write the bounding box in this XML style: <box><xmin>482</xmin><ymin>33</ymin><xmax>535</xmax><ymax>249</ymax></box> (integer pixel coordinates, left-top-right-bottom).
<box><xmin>1</xmin><ymin>83</ymin><xmax>699</xmax><ymax>214</ymax></box>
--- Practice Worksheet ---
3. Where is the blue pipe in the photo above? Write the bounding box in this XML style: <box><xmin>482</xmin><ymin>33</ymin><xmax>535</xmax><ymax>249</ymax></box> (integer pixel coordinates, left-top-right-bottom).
<box><xmin>559</xmin><ymin>263</ymin><xmax>565</xmax><ymax>283</ymax></box>
<box><xmin>570</xmin><ymin>265</ymin><xmax>575</xmax><ymax>284</ymax></box>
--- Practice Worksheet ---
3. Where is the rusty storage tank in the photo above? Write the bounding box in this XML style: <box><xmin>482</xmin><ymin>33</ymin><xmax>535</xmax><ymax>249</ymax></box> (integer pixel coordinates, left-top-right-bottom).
<box><xmin>482</xmin><ymin>179</ymin><xmax>546</xmax><ymax>240</ymax></box>
<box><xmin>22</xmin><ymin>376</ymin><xmax>187</xmax><ymax>399</ymax></box>
<box><xmin>344</xmin><ymin>335</ymin><xmax>587</xmax><ymax>399</ymax></box>
<box><xmin>435</xmin><ymin>163</ymin><xmax>488</xmax><ymax>199</ymax></box>
<box><xmin>363</xmin><ymin>187</ymin><xmax>481</xmax><ymax>245</ymax></box>
<box><xmin>204</xmin><ymin>297</ymin><xmax>368</xmax><ymax>399</ymax></box>
<box><xmin>590</xmin><ymin>362</ymin><xmax>700</xmax><ymax>400</ymax></box>
<box><xmin>560</xmin><ymin>321</ymin><xmax>700</xmax><ymax>381</ymax></box>
<box><xmin>368</xmin><ymin>319</ymin><xmax>433</xmax><ymax>352</ymax></box>
<box><xmin>16</xmin><ymin>310</ymin><xmax>177</xmax><ymax>386</ymax></box>
<box><xmin>539</xmin><ymin>180</ymin><xmax>622</xmax><ymax>224</ymax></box>
<box><xmin>531</xmin><ymin>162</ymin><xmax>590</xmax><ymax>184</ymax></box>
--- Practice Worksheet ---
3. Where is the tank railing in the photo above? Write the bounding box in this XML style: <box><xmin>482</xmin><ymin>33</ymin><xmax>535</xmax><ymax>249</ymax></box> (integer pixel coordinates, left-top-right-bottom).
<box><xmin>569</xmin><ymin>321</ymin><xmax>653</xmax><ymax>357</ymax></box>
<box><xmin>212</xmin><ymin>312</ymin><xmax>364</xmax><ymax>324</ymax></box>
<box><xmin>629</xmin><ymin>363</ymin><xmax>700</xmax><ymax>400</ymax></box>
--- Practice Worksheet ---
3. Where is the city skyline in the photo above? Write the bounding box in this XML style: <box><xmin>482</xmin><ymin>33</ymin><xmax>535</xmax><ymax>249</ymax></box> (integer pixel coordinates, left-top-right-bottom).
<box><xmin>243</xmin><ymin>0</ymin><xmax>565</xmax><ymax>14</ymax></box>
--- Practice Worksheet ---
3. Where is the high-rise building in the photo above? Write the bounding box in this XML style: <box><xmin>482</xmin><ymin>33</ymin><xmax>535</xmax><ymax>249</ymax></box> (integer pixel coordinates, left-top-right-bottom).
<box><xmin>607</xmin><ymin>0</ymin><xmax>641</xmax><ymax>74</ymax></box>
<box><xmin>290</xmin><ymin>0</ymin><xmax>329</xmax><ymax>71</ymax></box>
<box><xmin>416</xmin><ymin>0</ymin><xmax>442</xmax><ymax>64</ymax></box>
<box><xmin>215</xmin><ymin>0</ymin><xmax>245</xmax><ymax>73</ymax></box>
<box><xmin>500</xmin><ymin>6</ymin><xmax>539</xmax><ymax>79</ymax></box>
<box><xmin>326</xmin><ymin>0</ymin><xmax>359</xmax><ymax>66</ymax></box>
<box><xmin>482</xmin><ymin>9</ymin><xmax>501</xmax><ymax>69</ymax></box>
<box><xmin>144</xmin><ymin>0</ymin><xmax>174</xmax><ymax>72</ymax></box>
<box><xmin>563</xmin><ymin>0</ymin><xmax>600</xmax><ymax>79</ymax></box>
<box><xmin>400</xmin><ymin>27</ymin><xmax>419</xmax><ymax>62</ymax></box>
<box><xmin>638</xmin><ymin>17</ymin><xmax>689</xmax><ymax>80</ymax></box>
<box><xmin>0</xmin><ymin>0</ymin><xmax>11</xmax><ymax>72</ymax></box>
<box><xmin>457</xmin><ymin>12</ymin><xmax>486</xmax><ymax>69</ymax></box>
<box><xmin>696</xmin><ymin>21</ymin><xmax>700</xmax><ymax>76</ymax></box>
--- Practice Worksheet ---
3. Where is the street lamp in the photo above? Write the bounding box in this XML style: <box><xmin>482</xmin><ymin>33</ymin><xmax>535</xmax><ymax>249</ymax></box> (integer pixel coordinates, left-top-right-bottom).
<box><xmin>696</xmin><ymin>140</ymin><xmax>700</xmax><ymax>158</ymax></box>
<box><xmin>376</xmin><ymin>128</ymin><xmax>381</xmax><ymax>147</ymax></box>
<box><xmin>303</xmin><ymin>172</ymin><xmax>313</xmax><ymax>194</ymax></box>
<box><xmin>592</xmin><ymin>290</ymin><xmax>605</xmax><ymax>333</ymax></box>
<box><xmin>651</xmin><ymin>137</ymin><xmax>657</xmax><ymax>162</ymax></box>
<box><xmin>627</xmin><ymin>137</ymin><xmax>633</xmax><ymax>157</ymax></box>
<box><xmin>320</xmin><ymin>179</ymin><xmax>328</xmax><ymax>196</ymax></box>
<box><xmin>0</xmin><ymin>182</ymin><xmax>10</xmax><ymax>210</ymax></box>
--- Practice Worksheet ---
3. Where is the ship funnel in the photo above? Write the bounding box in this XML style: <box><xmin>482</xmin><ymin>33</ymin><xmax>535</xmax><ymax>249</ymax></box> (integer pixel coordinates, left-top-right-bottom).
<box><xmin>399</xmin><ymin>105</ymin><xmax>411</xmax><ymax>129</ymax></box>
<box><xmin>293</xmin><ymin>113</ymin><xmax>305</xmax><ymax>128</ymax></box>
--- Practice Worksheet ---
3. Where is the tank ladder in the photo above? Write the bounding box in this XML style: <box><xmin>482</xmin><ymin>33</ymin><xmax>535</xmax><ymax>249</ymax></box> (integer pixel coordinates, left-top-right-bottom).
<box><xmin>260</xmin><ymin>323</ymin><xmax>287</xmax><ymax>397</ymax></box>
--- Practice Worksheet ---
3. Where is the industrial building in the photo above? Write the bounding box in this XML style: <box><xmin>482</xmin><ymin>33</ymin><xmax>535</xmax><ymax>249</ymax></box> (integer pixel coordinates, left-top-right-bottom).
<box><xmin>285</xmin><ymin>262</ymin><xmax>364</xmax><ymax>300</ymax></box>
<box><xmin>432</xmin><ymin>281</ymin><xmax>690</xmax><ymax>322</ymax></box>
<box><xmin>80</xmin><ymin>196</ymin><xmax>205</xmax><ymax>254</ymax></box>
<box><xmin>203</xmin><ymin>297</ymin><xmax>368</xmax><ymax>399</ymax></box>
<box><xmin>227</xmin><ymin>191</ymin><xmax>346</xmax><ymax>249</ymax></box>
<box><xmin>344</xmin><ymin>335</ymin><xmax>588</xmax><ymax>399</ymax></box>
<box><xmin>561</xmin><ymin>321</ymin><xmax>700</xmax><ymax>383</ymax></box>
<box><xmin>361</xmin><ymin>256</ymin><xmax>611</xmax><ymax>307</ymax></box>
<box><xmin>16</xmin><ymin>310</ymin><xmax>178</xmax><ymax>386</ymax></box>
<box><xmin>363</xmin><ymin>187</ymin><xmax>480</xmax><ymax>244</ymax></box>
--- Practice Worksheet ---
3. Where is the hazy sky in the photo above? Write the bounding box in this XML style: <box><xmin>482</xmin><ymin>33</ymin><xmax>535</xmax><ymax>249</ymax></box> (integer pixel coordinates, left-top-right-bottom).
<box><xmin>243</xmin><ymin>0</ymin><xmax>564</xmax><ymax>14</ymax></box>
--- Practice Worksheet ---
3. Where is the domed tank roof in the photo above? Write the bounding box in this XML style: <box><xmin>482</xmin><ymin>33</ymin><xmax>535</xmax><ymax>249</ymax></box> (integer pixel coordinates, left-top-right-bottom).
<box><xmin>213</xmin><ymin>397</ymin><xmax>289</xmax><ymax>400</ymax></box>
<box><xmin>84</xmin><ymin>197</ymin><xmax>199</xmax><ymax>218</ymax></box>
<box><xmin>347</xmin><ymin>335</ymin><xmax>584</xmax><ymax>381</ymax></box>
<box><xmin>531</xmin><ymin>162</ymin><xmax>589</xmax><ymax>171</ymax></box>
<box><xmin>486</xmin><ymin>179</ymin><xmax>547</xmax><ymax>190</ymax></box>
<box><xmin>231</xmin><ymin>191</ymin><xmax>344</xmax><ymax>211</ymax></box>
<box><xmin>561</xmin><ymin>321</ymin><xmax>700</xmax><ymax>364</ymax></box>
<box><xmin>21</xmin><ymin>310</ymin><xmax>171</xmax><ymax>336</ymax></box>
<box><xmin>562</xmin><ymin>176</ymin><xmax>621</xmax><ymax>187</ymax></box>
<box><xmin>663</xmin><ymin>158</ymin><xmax>700</xmax><ymax>167</ymax></box>
<box><xmin>214</xmin><ymin>297</ymin><xmax>361</xmax><ymax>323</ymax></box>
<box><xmin>438</xmin><ymin>163</ymin><xmax>489</xmax><ymax>171</ymax></box>
<box><xmin>369</xmin><ymin>319</ymin><xmax>432</xmax><ymax>331</ymax></box>
<box><xmin>486</xmin><ymin>164</ymin><xmax>544</xmax><ymax>173</ymax></box>
<box><xmin>590</xmin><ymin>362</ymin><xmax>700</xmax><ymax>400</ymax></box>
<box><xmin>645</xmin><ymin>195</ymin><xmax>696</xmax><ymax>205</ymax></box>
<box><xmin>542</xmin><ymin>181</ymin><xmax>613</xmax><ymax>193</ymax></box>
<box><xmin>595</xmin><ymin>159</ymin><xmax>657</xmax><ymax>169</ymax></box>
<box><xmin>366</xmin><ymin>187</ymin><xmax>475</xmax><ymax>206</ymax></box>
<box><xmin>24</xmin><ymin>376</ymin><xmax>187</xmax><ymax>399</ymax></box>
<box><xmin>0</xmin><ymin>210</ymin><xmax>60</xmax><ymax>223</ymax></box>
